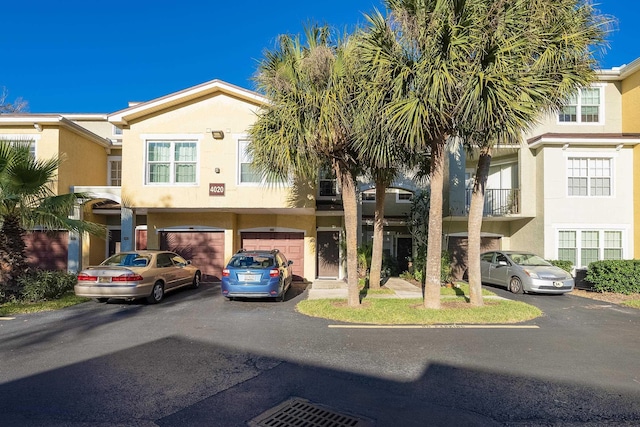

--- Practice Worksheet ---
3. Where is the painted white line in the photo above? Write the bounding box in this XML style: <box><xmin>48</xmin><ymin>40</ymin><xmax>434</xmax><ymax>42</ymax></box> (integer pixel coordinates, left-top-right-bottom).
<box><xmin>0</xmin><ymin>317</ymin><xmax>16</xmax><ymax>321</ymax></box>
<box><xmin>328</xmin><ymin>324</ymin><xmax>539</xmax><ymax>329</ymax></box>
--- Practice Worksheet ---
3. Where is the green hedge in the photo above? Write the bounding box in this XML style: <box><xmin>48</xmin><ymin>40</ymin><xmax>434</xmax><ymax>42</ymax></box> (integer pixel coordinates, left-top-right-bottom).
<box><xmin>17</xmin><ymin>270</ymin><xmax>78</xmax><ymax>302</ymax></box>
<box><xmin>546</xmin><ymin>260</ymin><xmax>573</xmax><ymax>273</ymax></box>
<box><xmin>585</xmin><ymin>260</ymin><xmax>640</xmax><ymax>294</ymax></box>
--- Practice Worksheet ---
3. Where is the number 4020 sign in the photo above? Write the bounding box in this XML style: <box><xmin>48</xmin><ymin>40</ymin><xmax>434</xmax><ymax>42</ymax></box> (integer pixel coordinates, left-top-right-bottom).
<box><xmin>209</xmin><ymin>183</ymin><xmax>225</xmax><ymax>196</ymax></box>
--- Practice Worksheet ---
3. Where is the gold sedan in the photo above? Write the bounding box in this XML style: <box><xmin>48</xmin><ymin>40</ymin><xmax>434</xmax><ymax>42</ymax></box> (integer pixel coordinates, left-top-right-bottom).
<box><xmin>75</xmin><ymin>250</ymin><xmax>201</xmax><ymax>303</ymax></box>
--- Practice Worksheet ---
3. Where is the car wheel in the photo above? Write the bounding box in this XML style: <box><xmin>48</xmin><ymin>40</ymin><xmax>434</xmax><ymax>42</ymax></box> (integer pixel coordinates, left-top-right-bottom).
<box><xmin>192</xmin><ymin>271</ymin><xmax>202</xmax><ymax>289</ymax></box>
<box><xmin>147</xmin><ymin>281</ymin><xmax>164</xmax><ymax>304</ymax></box>
<box><xmin>94</xmin><ymin>298</ymin><xmax>109</xmax><ymax>303</ymax></box>
<box><xmin>509</xmin><ymin>276</ymin><xmax>524</xmax><ymax>294</ymax></box>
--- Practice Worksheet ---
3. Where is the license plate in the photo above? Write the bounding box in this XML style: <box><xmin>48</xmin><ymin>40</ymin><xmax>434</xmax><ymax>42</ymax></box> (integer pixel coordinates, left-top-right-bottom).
<box><xmin>238</xmin><ymin>274</ymin><xmax>260</xmax><ymax>282</ymax></box>
<box><xmin>99</xmin><ymin>277</ymin><xmax>111</xmax><ymax>283</ymax></box>
<box><xmin>553</xmin><ymin>281</ymin><xmax>563</xmax><ymax>288</ymax></box>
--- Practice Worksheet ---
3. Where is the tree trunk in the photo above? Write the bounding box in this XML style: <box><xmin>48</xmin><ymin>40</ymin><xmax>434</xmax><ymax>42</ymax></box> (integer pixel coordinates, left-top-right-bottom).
<box><xmin>424</xmin><ymin>137</ymin><xmax>445</xmax><ymax>309</ymax></box>
<box><xmin>368</xmin><ymin>179</ymin><xmax>387</xmax><ymax>290</ymax></box>
<box><xmin>468</xmin><ymin>146</ymin><xmax>492</xmax><ymax>307</ymax></box>
<box><xmin>0</xmin><ymin>214</ymin><xmax>29</xmax><ymax>299</ymax></box>
<box><xmin>336</xmin><ymin>162</ymin><xmax>361</xmax><ymax>307</ymax></box>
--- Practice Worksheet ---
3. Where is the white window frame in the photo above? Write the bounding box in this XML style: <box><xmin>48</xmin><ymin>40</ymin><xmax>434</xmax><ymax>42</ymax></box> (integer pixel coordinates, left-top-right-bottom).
<box><xmin>112</xmin><ymin>125</ymin><xmax>123</xmax><ymax>136</ymax></box>
<box><xmin>108</xmin><ymin>156</ymin><xmax>122</xmax><ymax>187</ymax></box>
<box><xmin>557</xmin><ymin>85</ymin><xmax>605</xmax><ymax>125</ymax></box>
<box><xmin>142</xmin><ymin>136</ymin><xmax>200</xmax><ymax>186</ymax></box>
<box><xmin>396</xmin><ymin>191</ymin><xmax>413</xmax><ymax>204</ymax></box>
<box><xmin>566</xmin><ymin>154</ymin><xmax>614</xmax><ymax>198</ymax></box>
<box><xmin>555</xmin><ymin>226</ymin><xmax>627</xmax><ymax>268</ymax></box>
<box><xmin>362</xmin><ymin>190</ymin><xmax>376</xmax><ymax>203</ymax></box>
<box><xmin>237</xmin><ymin>138</ymin><xmax>262</xmax><ymax>185</ymax></box>
<box><xmin>0</xmin><ymin>134</ymin><xmax>39</xmax><ymax>157</ymax></box>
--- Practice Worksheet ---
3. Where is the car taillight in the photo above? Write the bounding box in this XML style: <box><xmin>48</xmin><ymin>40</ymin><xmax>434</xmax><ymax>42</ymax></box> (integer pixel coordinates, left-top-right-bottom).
<box><xmin>222</xmin><ymin>269</ymin><xmax>230</xmax><ymax>277</ymax></box>
<box><xmin>111</xmin><ymin>274</ymin><xmax>144</xmax><ymax>282</ymax></box>
<box><xmin>269</xmin><ymin>269</ymin><xmax>280</xmax><ymax>278</ymax></box>
<box><xmin>77</xmin><ymin>274</ymin><xmax>98</xmax><ymax>281</ymax></box>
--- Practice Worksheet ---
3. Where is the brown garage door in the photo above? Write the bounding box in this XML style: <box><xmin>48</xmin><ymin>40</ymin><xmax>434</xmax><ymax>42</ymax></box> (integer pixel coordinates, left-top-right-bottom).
<box><xmin>160</xmin><ymin>231</ymin><xmax>225</xmax><ymax>281</ymax></box>
<box><xmin>241</xmin><ymin>232</ymin><xmax>304</xmax><ymax>281</ymax></box>
<box><xmin>24</xmin><ymin>230</ymin><xmax>68</xmax><ymax>271</ymax></box>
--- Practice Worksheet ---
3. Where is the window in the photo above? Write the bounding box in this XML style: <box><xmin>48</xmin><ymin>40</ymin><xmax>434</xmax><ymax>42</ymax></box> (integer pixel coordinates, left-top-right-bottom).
<box><xmin>1</xmin><ymin>137</ymin><xmax>36</xmax><ymax>157</ymax></box>
<box><xmin>557</xmin><ymin>229</ymin><xmax>623</xmax><ymax>268</ymax></box>
<box><xmin>318</xmin><ymin>167</ymin><xmax>338</xmax><ymax>197</ymax></box>
<box><xmin>238</xmin><ymin>139</ymin><xmax>261</xmax><ymax>184</ymax></box>
<box><xmin>558</xmin><ymin>87</ymin><xmax>602</xmax><ymax>124</ymax></box>
<box><xmin>362</xmin><ymin>191</ymin><xmax>376</xmax><ymax>202</ymax></box>
<box><xmin>567</xmin><ymin>158</ymin><xmax>611</xmax><ymax>196</ymax></box>
<box><xmin>108</xmin><ymin>156</ymin><xmax>122</xmax><ymax>186</ymax></box>
<box><xmin>397</xmin><ymin>191</ymin><xmax>413</xmax><ymax>203</ymax></box>
<box><xmin>146</xmin><ymin>141</ymin><xmax>197</xmax><ymax>185</ymax></box>
<box><xmin>112</xmin><ymin>125</ymin><xmax>123</xmax><ymax>136</ymax></box>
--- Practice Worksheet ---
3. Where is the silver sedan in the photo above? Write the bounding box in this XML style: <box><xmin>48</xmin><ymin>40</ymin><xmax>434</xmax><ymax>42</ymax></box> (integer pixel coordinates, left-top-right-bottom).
<box><xmin>480</xmin><ymin>251</ymin><xmax>574</xmax><ymax>294</ymax></box>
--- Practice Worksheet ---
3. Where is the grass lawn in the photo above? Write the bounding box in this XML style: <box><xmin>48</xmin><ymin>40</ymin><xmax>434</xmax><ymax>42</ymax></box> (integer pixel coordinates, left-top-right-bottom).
<box><xmin>622</xmin><ymin>299</ymin><xmax>640</xmax><ymax>309</ymax></box>
<box><xmin>0</xmin><ymin>293</ymin><xmax>89</xmax><ymax>317</ymax></box>
<box><xmin>298</xmin><ymin>284</ymin><xmax>542</xmax><ymax>325</ymax></box>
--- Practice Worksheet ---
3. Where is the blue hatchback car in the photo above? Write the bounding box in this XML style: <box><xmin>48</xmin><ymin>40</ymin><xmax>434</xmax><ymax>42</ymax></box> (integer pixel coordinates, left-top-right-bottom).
<box><xmin>221</xmin><ymin>249</ymin><xmax>293</xmax><ymax>301</ymax></box>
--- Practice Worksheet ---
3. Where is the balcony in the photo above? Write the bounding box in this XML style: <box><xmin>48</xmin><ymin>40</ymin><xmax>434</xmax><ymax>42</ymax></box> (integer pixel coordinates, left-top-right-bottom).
<box><xmin>465</xmin><ymin>188</ymin><xmax>520</xmax><ymax>216</ymax></box>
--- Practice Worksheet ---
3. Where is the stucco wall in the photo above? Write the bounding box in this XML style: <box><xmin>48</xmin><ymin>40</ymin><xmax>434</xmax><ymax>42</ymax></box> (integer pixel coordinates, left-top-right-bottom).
<box><xmin>120</xmin><ymin>92</ymin><xmax>306</xmax><ymax>209</ymax></box>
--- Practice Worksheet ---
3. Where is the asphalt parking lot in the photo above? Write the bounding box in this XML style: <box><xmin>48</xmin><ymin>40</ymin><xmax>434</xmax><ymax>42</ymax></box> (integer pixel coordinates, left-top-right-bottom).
<box><xmin>0</xmin><ymin>281</ymin><xmax>639</xmax><ymax>426</ymax></box>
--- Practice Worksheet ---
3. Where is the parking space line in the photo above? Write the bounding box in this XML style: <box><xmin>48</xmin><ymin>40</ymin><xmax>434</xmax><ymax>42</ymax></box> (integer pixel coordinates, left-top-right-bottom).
<box><xmin>0</xmin><ymin>317</ymin><xmax>16</xmax><ymax>321</ymax></box>
<box><xmin>329</xmin><ymin>324</ymin><xmax>539</xmax><ymax>329</ymax></box>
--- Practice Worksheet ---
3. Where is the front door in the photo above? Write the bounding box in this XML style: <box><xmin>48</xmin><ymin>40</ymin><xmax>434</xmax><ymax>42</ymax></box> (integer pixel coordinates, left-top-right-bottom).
<box><xmin>317</xmin><ymin>231</ymin><xmax>339</xmax><ymax>278</ymax></box>
<box><xmin>396</xmin><ymin>237</ymin><xmax>412</xmax><ymax>274</ymax></box>
<box><xmin>108</xmin><ymin>229</ymin><xmax>121</xmax><ymax>257</ymax></box>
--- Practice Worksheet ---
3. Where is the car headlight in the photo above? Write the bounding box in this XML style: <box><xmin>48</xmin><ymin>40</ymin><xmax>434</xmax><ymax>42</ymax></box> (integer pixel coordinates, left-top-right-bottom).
<box><xmin>524</xmin><ymin>269</ymin><xmax>539</xmax><ymax>279</ymax></box>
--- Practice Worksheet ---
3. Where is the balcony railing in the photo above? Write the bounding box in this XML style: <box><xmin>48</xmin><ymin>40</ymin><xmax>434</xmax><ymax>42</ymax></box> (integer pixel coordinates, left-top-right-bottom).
<box><xmin>465</xmin><ymin>188</ymin><xmax>520</xmax><ymax>216</ymax></box>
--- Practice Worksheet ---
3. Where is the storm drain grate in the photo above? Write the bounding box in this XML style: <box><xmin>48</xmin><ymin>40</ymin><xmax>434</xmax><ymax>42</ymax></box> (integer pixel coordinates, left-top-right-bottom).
<box><xmin>248</xmin><ymin>397</ymin><xmax>374</xmax><ymax>427</ymax></box>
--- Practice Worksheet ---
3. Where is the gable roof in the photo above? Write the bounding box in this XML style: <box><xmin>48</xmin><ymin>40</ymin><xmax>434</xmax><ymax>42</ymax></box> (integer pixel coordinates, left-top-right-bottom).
<box><xmin>108</xmin><ymin>79</ymin><xmax>267</xmax><ymax>125</ymax></box>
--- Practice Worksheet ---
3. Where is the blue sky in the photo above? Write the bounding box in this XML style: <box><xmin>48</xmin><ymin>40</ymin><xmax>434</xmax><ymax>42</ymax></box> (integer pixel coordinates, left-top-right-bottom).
<box><xmin>1</xmin><ymin>0</ymin><xmax>638</xmax><ymax>113</ymax></box>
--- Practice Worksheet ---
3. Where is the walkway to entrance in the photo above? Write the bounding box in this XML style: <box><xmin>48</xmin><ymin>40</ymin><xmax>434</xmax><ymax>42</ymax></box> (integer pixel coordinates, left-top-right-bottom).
<box><xmin>308</xmin><ymin>277</ymin><xmax>422</xmax><ymax>299</ymax></box>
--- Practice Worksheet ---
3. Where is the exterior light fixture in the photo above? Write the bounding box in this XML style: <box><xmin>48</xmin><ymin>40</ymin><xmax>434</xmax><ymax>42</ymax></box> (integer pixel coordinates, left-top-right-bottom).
<box><xmin>212</xmin><ymin>130</ymin><xmax>224</xmax><ymax>140</ymax></box>
<box><xmin>34</xmin><ymin>123</ymin><xmax>43</xmax><ymax>132</ymax></box>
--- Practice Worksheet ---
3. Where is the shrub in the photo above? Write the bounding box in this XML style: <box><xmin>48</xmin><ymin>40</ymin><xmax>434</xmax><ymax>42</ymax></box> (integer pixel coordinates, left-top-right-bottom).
<box><xmin>585</xmin><ymin>260</ymin><xmax>640</xmax><ymax>294</ymax></box>
<box><xmin>547</xmin><ymin>259</ymin><xmax>573</xmax><ymax>273</ymax></box>
<box><xmin>441</xmin><ymin>250</ymin><xmax>453</xmax><ymax>284</ymax></box>
<box><xmin>18</xmin><ymin>270</ymin><xmax>78</xmax><ymax>302</ymax></box>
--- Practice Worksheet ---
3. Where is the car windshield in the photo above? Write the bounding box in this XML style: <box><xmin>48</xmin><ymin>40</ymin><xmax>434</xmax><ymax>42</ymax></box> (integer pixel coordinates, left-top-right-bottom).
<box><xmin>101</xmin><ymin>253</ymin><xmax>151</xmax><ymax>267</ymax></box>
<box><xmin>228</xmin><ymin>254</ymin><xmax>275</xmax><ymax>269</ymax></box>
<box><xmin>509</xmin><ymin>253</ymin><xmax>551</xmax><ymax>266</ymax></box>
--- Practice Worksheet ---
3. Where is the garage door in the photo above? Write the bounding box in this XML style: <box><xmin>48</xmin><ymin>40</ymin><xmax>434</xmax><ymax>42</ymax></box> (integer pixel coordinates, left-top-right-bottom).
<box><xmin>160</xmin><ymin>231</ymin><xmax>225</xmax><ymax>280</ymax></box>
<box><xmin>241</xmin><ymin>232</ymin><xmax>304</xmax><ymax>281</ymax></box>
<box><xmin>24</xmin><ymin>231</ymin><xmax>68</xmax><ymax>271</ymax></box>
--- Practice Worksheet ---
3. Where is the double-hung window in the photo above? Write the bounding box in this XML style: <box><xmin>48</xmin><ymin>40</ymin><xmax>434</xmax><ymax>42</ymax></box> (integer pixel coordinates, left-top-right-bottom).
<box><xmin>238</xmin><ymin>139</ymin><xmax>261</xmax><ymax>184</ymax></box>
<box><xmin>558</xmin><ymin>87</ymin><xmax>602</xmax><ymax>124</ymax></box>
<box><xmin>567</xmin><ymin>157</ymin><xmax>612</xmax><ymax>196</ymax></box>
<box><xmin>558</xmin><ymin>229</ymin><xmax>623</xmax><ymax>268</ymax></box>
<box><xmin>146</xmin><ymin>141</ymin><xmax>197</xmax><ymax>185</ymax></box>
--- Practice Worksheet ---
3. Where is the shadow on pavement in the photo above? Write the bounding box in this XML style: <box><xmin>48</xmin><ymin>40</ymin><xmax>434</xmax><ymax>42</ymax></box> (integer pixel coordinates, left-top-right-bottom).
<box><xmin>0</xmin><ymin>335</ymin><xmax>638</xmax><ymax>426</ymax></box>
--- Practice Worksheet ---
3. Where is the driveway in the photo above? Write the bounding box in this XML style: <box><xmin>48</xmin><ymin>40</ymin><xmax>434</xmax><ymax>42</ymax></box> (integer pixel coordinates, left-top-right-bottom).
<box><xmin>0</xmin><ymin>282</ymin><xmax>639</xmax><ymax>426</ymax></box>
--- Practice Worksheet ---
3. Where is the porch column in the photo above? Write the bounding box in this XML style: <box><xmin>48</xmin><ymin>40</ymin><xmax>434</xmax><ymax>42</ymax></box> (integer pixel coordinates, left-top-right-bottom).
<box><xmin>67</xmin><ymin>204</ymin><xmax>81</xmax><ymax>273</ymax></box>
<box><xmin>121</xmin><ymin>207</ymin><xmax>135</xmax><ymax>252</ymax></box>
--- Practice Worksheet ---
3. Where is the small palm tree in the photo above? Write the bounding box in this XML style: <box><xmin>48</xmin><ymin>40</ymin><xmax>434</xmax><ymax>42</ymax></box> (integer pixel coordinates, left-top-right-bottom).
<box><xmin>0</xmin><ymin>141</ymin><xmax>105</xmax><ymax>300</ymax></box>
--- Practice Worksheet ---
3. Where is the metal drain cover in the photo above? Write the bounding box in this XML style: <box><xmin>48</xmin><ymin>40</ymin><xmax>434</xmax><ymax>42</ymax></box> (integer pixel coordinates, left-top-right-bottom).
<box><xmin>248</xmin><ymin>397</ymin><xmax>374</xmax><ymax>427</ymax></box>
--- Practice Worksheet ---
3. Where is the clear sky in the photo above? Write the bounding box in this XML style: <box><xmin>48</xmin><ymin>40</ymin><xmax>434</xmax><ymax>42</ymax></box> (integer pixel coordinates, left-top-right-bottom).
<box><xmin>1</xmin><ymin>0</ymin><xmax>638</xmax><ymax>114</ymax></box>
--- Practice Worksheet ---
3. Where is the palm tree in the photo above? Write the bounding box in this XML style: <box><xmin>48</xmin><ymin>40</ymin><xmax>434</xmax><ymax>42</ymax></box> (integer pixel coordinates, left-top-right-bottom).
<box><xmin>0</xmin><ymin>141</ymin><xmax>105</xmax><ymax>299</ymax></box>
<box><xmin>357</xmin><ymin>2</ymin><xmax>474</xmax><ymax>309</ymax></box>
<box><xmin>457</xmin><ymin>0</ymin><xmax>608</xmax><ymax>306</ymax></box>
<box><xmin>249</xmin><ymin>26</ymin><xmax>363</xmax><ymax>307</ymax></box>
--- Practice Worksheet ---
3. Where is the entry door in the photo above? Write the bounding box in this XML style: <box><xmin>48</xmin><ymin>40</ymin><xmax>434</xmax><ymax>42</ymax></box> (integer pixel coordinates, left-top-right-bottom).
<box><xmin>317</xmin><ymin>231</ymin><xmax>339</xmax><ymax>278</ymax></box>
<box><xmin>396</xmin><ymin>237</ymin><xmax>412</xmax><ymax>274</ymax></box>
<box><xmin>108</xmin><ymin>229</ymin><xmax>121</xmax><ymax>257</ymax></box>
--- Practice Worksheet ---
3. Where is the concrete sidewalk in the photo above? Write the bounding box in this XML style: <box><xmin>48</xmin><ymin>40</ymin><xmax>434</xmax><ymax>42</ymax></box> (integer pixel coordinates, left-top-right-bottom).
<box><xmin>307</xmin><ymin>277</ymin><xmax>422</xmax><ymax>300</ymax></box>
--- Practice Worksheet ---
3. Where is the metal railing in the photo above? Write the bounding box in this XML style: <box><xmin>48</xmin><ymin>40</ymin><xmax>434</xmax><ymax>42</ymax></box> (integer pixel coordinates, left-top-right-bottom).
<box><xmin>465</xmin><ymin>188</ymin><xmax>520</xmax><ymax>216</ymax></box>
